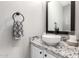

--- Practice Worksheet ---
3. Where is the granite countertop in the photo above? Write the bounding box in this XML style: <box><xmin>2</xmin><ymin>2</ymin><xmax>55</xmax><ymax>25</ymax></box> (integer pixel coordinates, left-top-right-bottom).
<box><xmin>30</xmin><ymin>37</ymin><xmax>79</xmax><ymax>58</ymax></box>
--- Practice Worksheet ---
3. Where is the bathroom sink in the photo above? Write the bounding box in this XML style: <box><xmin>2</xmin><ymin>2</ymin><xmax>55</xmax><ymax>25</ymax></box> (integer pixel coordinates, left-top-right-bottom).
<box><xmin>42</xmin><ymin>34</ymin><xmax>61</xmax><ymax>46</ymax></box>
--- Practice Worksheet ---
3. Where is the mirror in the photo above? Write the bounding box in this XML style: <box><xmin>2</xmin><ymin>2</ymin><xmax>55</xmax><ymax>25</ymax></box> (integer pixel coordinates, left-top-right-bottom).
<box><xmin>46</xmin><ymin>1</ymin><xmax>75</xmax><ymax>34</ymax></box>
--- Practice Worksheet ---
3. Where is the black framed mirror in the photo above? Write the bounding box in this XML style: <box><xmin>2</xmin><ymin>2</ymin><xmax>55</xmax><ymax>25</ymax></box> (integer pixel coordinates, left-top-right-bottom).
<box><xmin>46</xmin><ymin>1</ymin><xmax>75</xmax><ymax>34</ymax></box>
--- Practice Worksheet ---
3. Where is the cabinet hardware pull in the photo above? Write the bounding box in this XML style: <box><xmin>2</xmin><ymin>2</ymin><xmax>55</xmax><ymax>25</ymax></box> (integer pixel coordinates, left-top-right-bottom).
<box><xmin>45</xmin><ymin>54</ymin><xmax>47</xmax><ymax>57</ymax></box>
<box><xmin>40</xmin><ymin>51</ymin><xmax>42</xmax><ymax>54</ymax></box>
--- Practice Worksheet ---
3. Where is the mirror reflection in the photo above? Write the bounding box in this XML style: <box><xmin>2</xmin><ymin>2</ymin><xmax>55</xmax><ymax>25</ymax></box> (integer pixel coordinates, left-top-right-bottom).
<box><xmin>48</xmin><ymin>1</ymin><xmax>71</xmax><ymax>32</ymax></box>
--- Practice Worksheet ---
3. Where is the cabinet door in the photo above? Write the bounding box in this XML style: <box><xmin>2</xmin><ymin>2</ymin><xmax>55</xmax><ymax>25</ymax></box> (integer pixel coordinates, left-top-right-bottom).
<box><xmin>31</xmin><ymin>44</ymin><xmax>43</xmax><ymax>58</ymax></box>
<box><xmin>44</xmin><ymin>50</ymin><xmax>56</xmax><ymax>58</ymax></box>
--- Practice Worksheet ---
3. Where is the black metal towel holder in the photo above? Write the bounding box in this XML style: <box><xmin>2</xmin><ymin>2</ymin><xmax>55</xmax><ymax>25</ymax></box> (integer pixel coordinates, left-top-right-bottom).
<box><xmin>12</xmin><ymin>12</ymin><xmax>24</xmax><ymax>23</ymax></box>
<box><xmin>12</xmin><ymin>12</ymin><xmax>24</xmax><ymax>39</ymax></box>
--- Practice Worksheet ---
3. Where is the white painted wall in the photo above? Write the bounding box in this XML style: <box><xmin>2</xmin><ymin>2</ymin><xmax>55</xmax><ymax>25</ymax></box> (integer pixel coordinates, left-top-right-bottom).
<box><xmin>0</xmin><ymin>1</ymin><xmax>45</xmax><ymax>58</ymax></box>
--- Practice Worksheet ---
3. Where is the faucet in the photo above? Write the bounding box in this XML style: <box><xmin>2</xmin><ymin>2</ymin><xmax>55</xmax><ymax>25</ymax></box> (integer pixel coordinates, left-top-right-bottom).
<box><xmin>54</xmin><ymin>22</ymin><xmax>59</xmax><ymax>34</ymax></box>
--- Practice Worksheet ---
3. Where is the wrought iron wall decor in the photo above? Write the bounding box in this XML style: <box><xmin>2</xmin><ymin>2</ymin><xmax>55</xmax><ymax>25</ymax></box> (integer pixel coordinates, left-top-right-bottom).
<box><xmin>12</xmin><ymin>12</ymin><xmax>24</xmax><ymax>40</ymax></box>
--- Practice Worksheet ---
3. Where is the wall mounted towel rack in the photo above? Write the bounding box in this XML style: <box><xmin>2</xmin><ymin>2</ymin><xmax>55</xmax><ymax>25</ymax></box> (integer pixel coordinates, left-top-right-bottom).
<box><xmin>12</xmin><ymin>12</ymin><xmax>24</xmax><ymax>40</ymax></box>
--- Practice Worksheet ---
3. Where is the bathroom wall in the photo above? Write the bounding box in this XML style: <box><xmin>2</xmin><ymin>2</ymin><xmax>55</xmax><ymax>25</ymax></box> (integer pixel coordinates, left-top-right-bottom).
<box><xmin>0</xmin><ymin>1</ymin><xmax>45</xmax><ymax>58</ymax></box>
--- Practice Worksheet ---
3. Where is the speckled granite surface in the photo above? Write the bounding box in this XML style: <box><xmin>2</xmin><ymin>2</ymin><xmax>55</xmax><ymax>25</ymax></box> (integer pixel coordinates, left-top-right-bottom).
<box><xmin>30</xmin><ymin>37</ymin><xmax>79</xmax><ymax>58</ymax></box>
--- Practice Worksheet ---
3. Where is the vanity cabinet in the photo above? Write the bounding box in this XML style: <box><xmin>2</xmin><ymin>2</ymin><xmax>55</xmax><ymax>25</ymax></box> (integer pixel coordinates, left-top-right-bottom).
<box><xmin>31</xmin><ymin>44</ymin><xmax>43</xmax><ymax>58</ymax></box>
<box><xmin>43</xmin><ymin>50</ymin><xmax>56</xmax><ymax>58</ymax></box>
<box><xmin>31</xmin><ymin>44</ymin><xmax>56</xmax><ymax>58</ymax></box>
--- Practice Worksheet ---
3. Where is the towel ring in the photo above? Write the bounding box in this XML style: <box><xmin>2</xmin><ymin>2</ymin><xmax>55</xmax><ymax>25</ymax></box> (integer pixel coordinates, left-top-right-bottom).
<box><xmin>12</xmin><ymin>12</ymin><xmax>24</xmax><ymax>23</ymax></box>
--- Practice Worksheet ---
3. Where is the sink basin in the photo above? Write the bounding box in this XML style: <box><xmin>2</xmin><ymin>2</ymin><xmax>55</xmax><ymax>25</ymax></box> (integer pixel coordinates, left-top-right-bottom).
<box><xmin>42</xmin><ymin>34</ymin><xmax>61</xmax><ymax>46</ymax></box>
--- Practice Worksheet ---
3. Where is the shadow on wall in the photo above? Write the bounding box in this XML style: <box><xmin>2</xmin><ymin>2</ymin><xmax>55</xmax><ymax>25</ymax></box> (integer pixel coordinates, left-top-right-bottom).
<box><xmin>0</xmin><ymin>17</ymin><xmax>19</xmax><ymax>47</ymax></box>
<box><xmin>0</xmin><ymin>16</ymin><xmax>27</xmax><ymax>57</ymax></box>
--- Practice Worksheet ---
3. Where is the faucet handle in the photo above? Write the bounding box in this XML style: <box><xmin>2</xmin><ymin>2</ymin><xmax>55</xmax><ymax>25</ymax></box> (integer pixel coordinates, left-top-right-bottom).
<box><xmin>61</xmin><ymin>36</ymin><xmax>69</xmax><ymax>42</ymax></box>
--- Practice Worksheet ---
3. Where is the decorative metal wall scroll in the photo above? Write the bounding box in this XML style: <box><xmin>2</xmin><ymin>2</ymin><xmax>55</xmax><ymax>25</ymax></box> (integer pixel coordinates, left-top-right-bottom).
<box><xmin>12</xmin><ymin>12</ymin><xmax>24</xmax><ymax>40</ymax></box>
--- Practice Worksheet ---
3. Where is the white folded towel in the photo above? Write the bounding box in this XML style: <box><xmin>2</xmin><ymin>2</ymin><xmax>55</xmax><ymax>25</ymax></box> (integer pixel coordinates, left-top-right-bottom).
<box><xmin>67</xmin><ymin>35</ymin><xmax>77</xmax><ymax>43</ymax></box>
